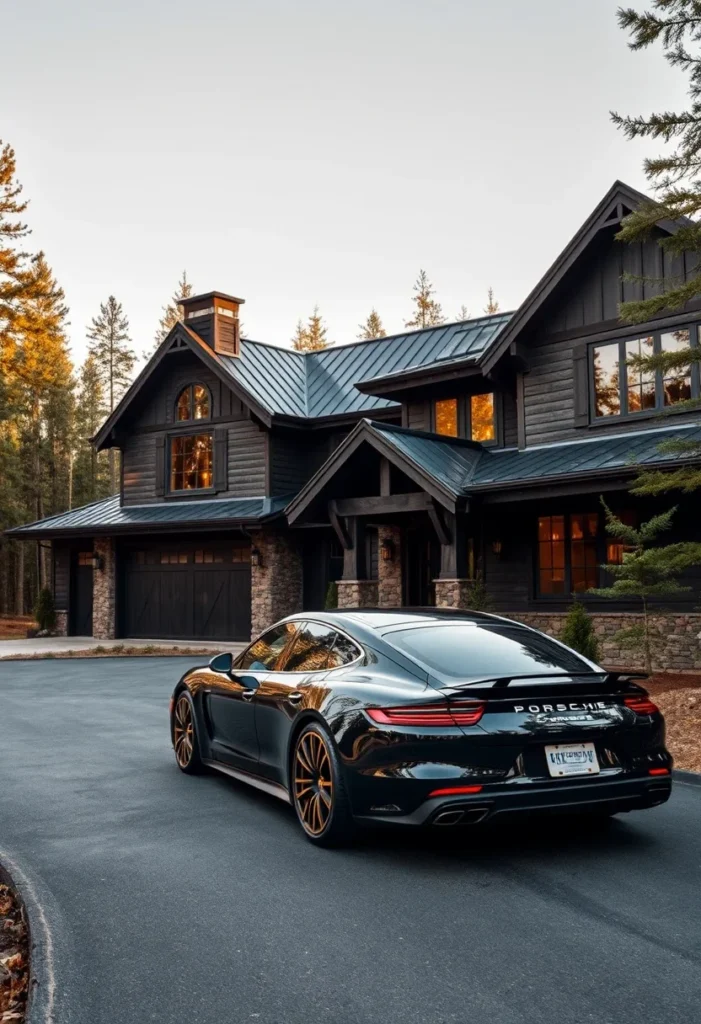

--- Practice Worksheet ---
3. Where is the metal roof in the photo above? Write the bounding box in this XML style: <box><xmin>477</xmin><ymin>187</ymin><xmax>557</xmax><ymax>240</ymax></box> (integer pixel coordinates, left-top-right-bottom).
<box><xmin>8</xmin><ymin>493</ymin><xmax>291</xmax><ymax>537</ymax></box>
<box><xmin>373</xmin><ymin>420</ymin><xmax>701</xmax><ymax>496</ymax></box>
<box><xmin>216</xmin><ymin>313</ymin><xmax>512</xmax><ymax>419</ymax></box>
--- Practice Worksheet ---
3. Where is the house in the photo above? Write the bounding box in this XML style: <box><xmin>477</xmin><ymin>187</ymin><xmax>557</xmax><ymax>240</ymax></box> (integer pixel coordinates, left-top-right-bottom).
<box><xmin>9</xmin><ymin>181</ymin><xmax>701</xmax><ymax>669</ymax></box>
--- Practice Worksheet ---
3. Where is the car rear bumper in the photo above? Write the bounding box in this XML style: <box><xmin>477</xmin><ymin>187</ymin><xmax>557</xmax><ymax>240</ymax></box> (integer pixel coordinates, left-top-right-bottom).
<box><xmin>354</xmin><ymin>774</ymin><xmax>673</xmax><ymax>827</ymax></box>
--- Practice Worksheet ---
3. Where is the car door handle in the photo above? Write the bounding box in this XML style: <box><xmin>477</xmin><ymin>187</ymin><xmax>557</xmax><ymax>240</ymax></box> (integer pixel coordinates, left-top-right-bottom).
<box><xmin>241</xmin><ymin>689</ymin><xmax>257</xmax><ymax>702</ymax></box>
<box><xmin>288</xmin><ymin>692</ymin><xmax>304</xmax><ymax>704</ymax></box>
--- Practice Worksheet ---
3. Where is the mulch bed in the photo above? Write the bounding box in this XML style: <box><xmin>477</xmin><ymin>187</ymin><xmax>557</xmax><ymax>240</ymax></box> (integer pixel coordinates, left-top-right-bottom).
<box><xmin>0</xmin><ymin>618</ymin><xmax>34</xmax><ymax>641</ymax></box>
<box><xmin>620</xmin><ymin>672</ymin><xmax>701</xmax><ymax>774</ymax></box>
<box><xmin>0</xmin><ymin>645</ymin><xmax>221</xmax><ymax>661</ymax></box>
<box><xmin>0</xmin><ymin>868</ymin><xmax>29</xmax><ymax>1024</ymax></box>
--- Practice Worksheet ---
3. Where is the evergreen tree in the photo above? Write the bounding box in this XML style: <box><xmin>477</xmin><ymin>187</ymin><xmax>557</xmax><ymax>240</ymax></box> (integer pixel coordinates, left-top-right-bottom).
<box><xmin>561</xmin><ymin>599</ymin><xmax>600</xmax><ymax>662</ymax></box>
<box><xmin>154</xmin><ymin>270</ymin><xmax>193</xmax><ymax>347</ymax></box>
<box><xmin>87</xmin><ymin>296</ymin><xmax>135</xmax><ymax>492</ymax></box>
<box><xmin>590</xmin><ymin>499</ymin><xmax>701</xmax><ymax>672</ymax></box>
<box><xmin>34</xmin><ymin>586</ymin><xmax>56</xmax><ymax>632</ymax></box>
<box><xmin>455</xmin><ymin>305</ymin><xmax>471</xmax><ymax>322</ymax></box>
<box><xmin>611</xmin><ymin>4</ymin><xmax>701</xmax><ymax>491</ymax></box>
<box><xmin>291</xmin><ymin>306</ymin><xmax>332</xmax><ymax>351</ymax></box>
<box><xmin>357</xmin><ymin>309</ymin><xmax>386</xmax><ymax>340</ymax></box>
<box><xmin>0</xmin><ymin>141</ymin><xmax>31</xmax><ymax>361</ymax></box>
<box><xmin>72</xmin><ymin>353</ymin><xmax>110</xmax><ymax>508</ymax></box>
<box><xmin>484</xmin><ymin>287</ymin><xmax>500</xmax><ymax>314</ymax></box>
<box><xmin>405</xmin><ymin>270</ymin><xmax>445</xmax><ymax>329</ymax></box>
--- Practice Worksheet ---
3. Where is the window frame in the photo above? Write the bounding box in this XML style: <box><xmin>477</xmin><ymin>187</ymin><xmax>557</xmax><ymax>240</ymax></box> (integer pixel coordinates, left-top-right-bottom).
<box><xmin>168</xmin><ymin>430</ymin><xmax>215</xmax><ymax>495</ymax></box>
<box><xmin>175</xmin><ymin>382</ymin><xmax>212</xmax><ymax>423</ymax></box>
<box><xmin>534</xmin><ymin>510</ymin><xmax>624</xmax><ymax>600</ymax></box>
<box><xmin>588</xmin><ymin>324</ymin><xmax>700</xmax><ymax>423</ymax></box>
<box><xmin>275</xmin><ymin>619</ymin><xmax>364</xmax><ymax>674</ymax></box>
<box><xmin>233</xmin><ymin>621</ymin><xmax>301</xmax><ymax>672</ymax></box>
<box><xmin>431</xmin><ymin>392</ymin><xmax>500</xmax><ymax>446</ymax></box>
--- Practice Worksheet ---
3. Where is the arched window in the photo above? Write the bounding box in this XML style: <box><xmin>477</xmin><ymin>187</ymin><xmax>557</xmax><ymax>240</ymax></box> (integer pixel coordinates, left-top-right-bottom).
<box><xmin>176</xmin><ymin>384</ymin><xmax>210</xmax><ymax>422</ymax></box>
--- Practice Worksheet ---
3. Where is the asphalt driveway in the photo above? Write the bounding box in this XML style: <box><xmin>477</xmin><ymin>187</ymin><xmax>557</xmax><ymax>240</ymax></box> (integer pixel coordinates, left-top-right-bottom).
<box><xmin>0</xmin><ymin>659</ymin><xmax>699</xmax><ymax>1024</ymax></box>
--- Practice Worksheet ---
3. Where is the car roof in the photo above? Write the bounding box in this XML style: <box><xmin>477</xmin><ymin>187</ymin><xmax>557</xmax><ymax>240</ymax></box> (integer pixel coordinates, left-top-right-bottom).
<box><xmin>286</xmin><ymin>607</ymin><xmax>505</xmax><ymax>632</ymax></box>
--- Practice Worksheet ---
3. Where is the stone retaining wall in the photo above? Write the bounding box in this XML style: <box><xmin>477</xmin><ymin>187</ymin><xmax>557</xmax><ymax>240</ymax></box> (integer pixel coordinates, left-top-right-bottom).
<box><xmin>434</xmin><ymin>579</ymin><xmax>475</xmax><ymax>609</ymax></box>
<box><xmin>508</xmin><ymin>611</ymin><xmax>701</xmax><ymax>672</ymax></box>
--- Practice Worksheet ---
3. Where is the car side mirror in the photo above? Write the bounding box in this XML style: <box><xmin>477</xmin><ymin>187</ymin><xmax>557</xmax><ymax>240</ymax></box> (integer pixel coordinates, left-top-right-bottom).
<box><xmin>209</xmin><ymin>652</ymin><xmax>233</xmax><ymax>674</ymax></box>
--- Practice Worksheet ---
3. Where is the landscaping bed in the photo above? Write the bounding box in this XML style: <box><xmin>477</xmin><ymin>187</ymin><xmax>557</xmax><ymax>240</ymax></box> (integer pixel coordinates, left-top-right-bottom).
<box><xmin>0</xmin><ymin>867</ymin><xmax>29</xmax><ymax>1024</ymax></box>
<box><xmin>0</xmin><ymin>645</ymin><xmax>221</xmax><ymax>661</ymax></box>
<box><xmin>644</xmin><ymin>674</ymin><xmax>701</xmax><ymax>773</ymax></box>
<box><xmin>0</xmin><ymin>618</ymin><xmax>34</xmax><ymax>640</ymax></box>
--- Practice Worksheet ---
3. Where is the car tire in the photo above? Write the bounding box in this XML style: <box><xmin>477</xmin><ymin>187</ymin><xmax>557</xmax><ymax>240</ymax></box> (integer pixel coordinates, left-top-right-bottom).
<box><xmin>291</xmin><ymin>722</ymin><xmax>355</xmax><ymax>847</ymax></box>
<box><xmin>172</xmin><ymin>691</ymin><xmax>205</xmax><ymax>775</ymax></box>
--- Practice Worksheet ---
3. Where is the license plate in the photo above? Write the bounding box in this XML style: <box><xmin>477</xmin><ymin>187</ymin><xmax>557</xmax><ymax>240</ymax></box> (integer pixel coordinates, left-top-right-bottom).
<box><xmin>545</xmin><ymin>742</ymin><xmax>600</xmax><ymax>777</ymax></box>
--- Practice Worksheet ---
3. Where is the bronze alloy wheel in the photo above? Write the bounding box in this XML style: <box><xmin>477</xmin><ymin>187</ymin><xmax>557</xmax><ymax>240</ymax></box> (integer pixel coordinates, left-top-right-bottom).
<box><xmin>294</xmin><ymin>730</ymin><xmax>334</xmax><ymax>836</ymax></box>
<box><xmin>174</xmin><ymin>695</ymin><xmax>195</xmax><ymax>769</ymax></box>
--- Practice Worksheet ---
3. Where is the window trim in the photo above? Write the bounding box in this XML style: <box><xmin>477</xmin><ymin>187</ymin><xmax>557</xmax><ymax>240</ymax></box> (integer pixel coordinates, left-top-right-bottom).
<box><xmin>175</xmin><ymin>382</ymin><xmax>212</xmax><ymax>423</ymax></box>
<box><xmin>588</xmin><ymin>324</ymin><xmax>700</xmax><ymax>424</ymax></box>
<box><xmin>535</xmin><ymin>511</ymin><xmax>601</xmax><ymax>600</ymax></box>
<box><xmin>430</xmin><ymin>392</ymin><xmax>500</xmax><ymax>446</ymax></box>
<box><xmin>168</xmin><ymin>429</ymin><xmax>215</xmax><ymax>495</ymax></box>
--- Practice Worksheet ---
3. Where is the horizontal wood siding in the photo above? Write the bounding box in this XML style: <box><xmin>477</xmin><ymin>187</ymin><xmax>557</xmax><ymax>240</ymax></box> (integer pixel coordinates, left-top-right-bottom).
<box><xmin>269</xmin><ymin>431</ymin><xmax>314</xmax><ymax>496</ymax></box>
<box><xmin>501</xmin><ymin>390</ymin><xmax>518</xmax><ymax>448</ymax></box>
<box><xmin>122</xmin><ymin>434</ymin><xmax>159</xmax><ymax>505</ymax></box>
<box><xmin>53</xmin><ymin>543</ymin><xmax>70</xmax><ymax>610</ymax></box>
<box><xmin>226</xmin><ymin>419</ymin><xmax>266</xmax><ymax>497</ymax></box>
<box><xmin>128</xmin><ymin>351</ymin><xmax>246</xmax><ymax>428</ymax></box>
<box><xmin>406</xmin><ymin>400</ymin><xmax>430</xmax><ymax>432</ymax></box>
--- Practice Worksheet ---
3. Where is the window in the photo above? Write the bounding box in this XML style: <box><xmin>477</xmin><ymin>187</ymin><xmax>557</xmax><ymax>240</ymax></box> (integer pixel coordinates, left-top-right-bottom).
<box><xmin>170</xmin><ymin>433</ymin><xmax>213</xmax><ymax>491</ymax></box>
<box><xmin>235</xmin><ymin>622</ymin><xmax>298</xmax><ymax>671</ymax></box>
<box><xmin>160</xmin><ymin>551</ymin><xmax>188</xmax><ymax>564</ymax></box>
<box><xmin>538</xmin><ymin>515</ymin><xmax>566</xmax><ymax>594</ymax></box>
<box><xmin>606</xmin><ymin>511</ymin><xmax>637</xmax><ymax>565</ymax></box>
<box><xmin>77</xmin><ymin>551</ymin><xmax>93</xmax><ymax>566</ymax></box>
<box><xmin>592</xmin><ymin>325</ymin><xmax>699</xmax><ymax>419</ymax></box>
<box><xmin>434</xmin><ymin>398</ymin><xmax>459</xmax><ymax>437</ymax></box>
<box><xmin>194</xmin><ymin>549</ymin><xmax>223</xmax><ymax>564</ymax></box>
<box><xmin>537</xmin><ymin>512</ymin><xmax>608</xmax><ymax>595</ymax></box>
<box><xmin>281</xmin><ymin>621</ymin><xmax>338</xmax><ymax>672</ymax></box>
<box><xmin>387</xmin><ymin>622</ymin><xmax>596</xmax><ymax>680</ymax></box>
<box><xmin>176</xmin><ymin>384</ymin><xmax>210</xmax><ymax>421</ymax></box>
<box><xmin>569</xmin><ymin>513</ymin><xmax>598</xmax><ymax>593</ymax></box>
<box><xmin>327</xmin><ymin>632</ymin><xmax>362</xmax><ymax>669</ymax></box>
<box><xmin>470</xmin><ymin>393</ymin><xmax>495</xmax><ymax>442</ymax></box>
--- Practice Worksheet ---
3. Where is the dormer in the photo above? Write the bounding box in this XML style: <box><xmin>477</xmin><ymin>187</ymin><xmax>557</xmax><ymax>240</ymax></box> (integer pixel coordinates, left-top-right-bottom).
<box><xmin>181</xmin><ymin>290</ymin><xmax>244</xmax><ymax>357</ymax></box>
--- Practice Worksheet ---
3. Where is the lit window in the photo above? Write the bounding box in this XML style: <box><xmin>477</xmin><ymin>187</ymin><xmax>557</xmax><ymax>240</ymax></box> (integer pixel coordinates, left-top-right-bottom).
<box><xmin>176</xmin><ymin>384</ymin><xmax>210</xmax><ymax>422</ymax></box>
<box><xmin>470</xmin><ymin>393</ymin><xmax>495</xmax><ymax>442</ymax></box>
<box><xmin>661</xmin><ymin>329</ymin><xmax>692</xmax><ymax>406</ymax></box>
<box><xmin>538</xmin><ymin>515</ymin><xmax>566</xmax><ymax>594</ymax></box>
<box><xmin>434</xmin><ymin>398</ymin><xmax>459</xmax><ymax>437</ymax></box>
<box><xmin>593</xmin><ymin>344</ymin><xmax>621</xmax><ymax>417</ymax></box>
<box><xmin>570</xmin><ymin>513</ymin><xmax>598</xmax><ymax>592</ymax></box>
<box><xmin>170</xmin><ymin>433</ymin><xmax>213</xmax><ymax>491</ymax></box>
<box><xmin>606</xmin><ymin>511</ymin><xmax>637</xmax><ymax>565</ymax></box>
<box><xmin>78</xmin><ymin>551</ymin><xmax>93</xmax><ymax>566</ymax></box>
<box><xmin>625</xmin><ymin>337</ymin><xmax>655</xmax><ymax>413</ymax></box>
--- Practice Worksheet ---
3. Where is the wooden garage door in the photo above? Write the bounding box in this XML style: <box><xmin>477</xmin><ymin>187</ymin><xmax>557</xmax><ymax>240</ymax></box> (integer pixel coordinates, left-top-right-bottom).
<box><xmin>122</xmin><ymin>541</ymin><xmax>251</xmax><ymax>641</ymax></box>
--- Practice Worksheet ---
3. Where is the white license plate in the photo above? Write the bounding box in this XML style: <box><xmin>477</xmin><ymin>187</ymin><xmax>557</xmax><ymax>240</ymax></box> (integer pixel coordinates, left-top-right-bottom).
<box><xmin>545</xmin><ymin>742</ymin><xmax>600</xmax><ymax>777</ymax></box>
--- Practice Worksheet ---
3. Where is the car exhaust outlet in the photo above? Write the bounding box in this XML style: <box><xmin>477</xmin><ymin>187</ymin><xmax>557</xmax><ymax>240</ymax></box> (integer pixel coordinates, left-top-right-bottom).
<box><xmin>461</xmin><ymin>806</ymin><xmax>490</xmax><ymax>824</ymax></box>
<box><xmin>433</xmin><ymin>809</ymin><xmax>465</xmax><ymax>826</ymax></box>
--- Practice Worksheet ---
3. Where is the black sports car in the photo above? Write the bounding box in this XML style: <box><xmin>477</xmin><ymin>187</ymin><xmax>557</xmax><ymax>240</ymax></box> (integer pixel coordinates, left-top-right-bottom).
<box><xmin>169</xmin><ymin>609</ymin><xmax>672</xmax><ymax>845</ymax></box>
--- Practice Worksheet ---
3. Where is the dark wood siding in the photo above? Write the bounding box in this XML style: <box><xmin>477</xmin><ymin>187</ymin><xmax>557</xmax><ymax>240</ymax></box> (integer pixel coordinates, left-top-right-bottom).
<box><xmin>53</xmin><ymin>543</ymin><xmax>71</xmax><ymax>611</ymax></box>
<box><xmin>406</xmin><ymin>400</ymin><xmax>430</xmax><ymax>432</ymax></box>
<box><xmin>226</xmin><ymin>419</ymin><xmax>266</xmax><ymax>496</ymax></box>
<box><xmin>502</xmin><ymin>390</ymin><xmax>518</xmax><ymax>448</ymax></box>
<box><xmin>123</xmin><ymin>434</ymin><xmax>159</xmax><ymax>505</ymax></box>
<box><xmin>269</xmin><ymin>431</ymin><xmax>313</xmax><ymax>496</ymax></box>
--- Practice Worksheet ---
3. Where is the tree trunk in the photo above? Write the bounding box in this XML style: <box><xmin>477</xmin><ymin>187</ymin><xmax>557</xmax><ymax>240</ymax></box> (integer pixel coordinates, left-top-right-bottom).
<box><xmin>16</xmin><ymin>543</ymin><xmax>24</xmax><ymax>616</ymax></box>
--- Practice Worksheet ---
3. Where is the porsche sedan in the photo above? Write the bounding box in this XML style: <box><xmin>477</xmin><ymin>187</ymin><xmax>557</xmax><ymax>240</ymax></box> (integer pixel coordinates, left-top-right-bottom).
<box><xmin>169</xmin><ymin>609</ymin><xmax>672</xmax><ymax>845</ymax></box>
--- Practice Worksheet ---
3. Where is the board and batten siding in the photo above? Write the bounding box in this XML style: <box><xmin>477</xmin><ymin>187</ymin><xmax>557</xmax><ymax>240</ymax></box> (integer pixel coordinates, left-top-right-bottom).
<box><xmin>52</xmin><ymin>543</ymin><xmax>71</xmax><ymax>611</ymax></box>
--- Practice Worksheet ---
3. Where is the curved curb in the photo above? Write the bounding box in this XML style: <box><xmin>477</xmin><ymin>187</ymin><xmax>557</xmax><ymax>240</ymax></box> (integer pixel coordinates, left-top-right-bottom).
<box><xmin>674</xmin><ymin>768</ymin><xmax>701</xmax><ymax>787</ymax></box>
<box><xmin>0</xmin><ymin>851</ymin><xmax>56</xmax><ymax>1024</ymax></box>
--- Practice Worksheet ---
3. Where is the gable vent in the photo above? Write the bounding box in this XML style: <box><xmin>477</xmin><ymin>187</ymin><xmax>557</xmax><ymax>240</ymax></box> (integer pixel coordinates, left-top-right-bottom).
<box><xmin>181</xmin><ymin>291</ymin><xmax>244</xmax><ymax>357</ymax></box>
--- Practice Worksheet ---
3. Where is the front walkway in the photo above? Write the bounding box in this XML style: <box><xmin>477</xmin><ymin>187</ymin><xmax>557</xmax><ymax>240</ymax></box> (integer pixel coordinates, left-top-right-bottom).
<box><xmin>0</xmin><ymin>636</ymin><xmax>246</xmax><ymax>658</ymax></box>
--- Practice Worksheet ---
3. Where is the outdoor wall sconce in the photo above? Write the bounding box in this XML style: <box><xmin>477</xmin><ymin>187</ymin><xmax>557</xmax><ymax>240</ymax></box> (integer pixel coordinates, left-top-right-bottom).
<box><xmin>91</xmin><ymin>553</ymin><xmax>104</xmax><ymax>572</ymax></box>
<box><xmin>381</xmin><ymin>538</ymin><xmax>395</xmax><ymax>562</ymax></box>
<box><xmin>491</xmin><ymin>540</ymin><xmax>503</xmax><ymax>558</ymax></box>
<box><xmin>250</xmin><ymin>546</ymin><xmax>262</xmax><ymax>567</ymax></box>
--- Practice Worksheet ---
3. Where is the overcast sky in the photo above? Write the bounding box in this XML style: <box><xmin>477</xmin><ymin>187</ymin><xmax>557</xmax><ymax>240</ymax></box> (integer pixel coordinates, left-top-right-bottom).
<box><xmin>2</xmin><ymin>0</ymin><xmax>689</xmax><ymax>363</ymax></box>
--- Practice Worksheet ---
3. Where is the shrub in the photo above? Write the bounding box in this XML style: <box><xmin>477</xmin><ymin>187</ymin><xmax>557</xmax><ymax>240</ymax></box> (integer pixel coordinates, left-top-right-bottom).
<box><xmin>561</xmin><ymin>600</ymin><xmax>599</xmax><ymax>663</ymax></box>
<box><xmin>324</xmin><ymin>581</ymin><xmax>338</xmax><ymax>610</ymax></box>
<box><xmin>33</xmin><ymin>587</ymin><xmax>57</xmax><ymax>632</ymax></box>
<box><xmin>464</xmin><ymin>571</ymin><xmax>491</xmax><ymax>612</ymax></box>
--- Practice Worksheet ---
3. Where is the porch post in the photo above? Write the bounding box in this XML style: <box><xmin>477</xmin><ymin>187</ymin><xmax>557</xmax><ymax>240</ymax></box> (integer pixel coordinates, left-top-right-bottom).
<box><xmin>336</xmin><ymin>516</ymin><xmax>378</xmax><ymax>608</ymax></box>
<box><xmin>377</xmin><ymin>525</ymin><xmax>402</xmax><ymax>608</ymax></box>
<box><xmin>93</xmin><ymin>537</ymin><xmax>116</xmax><ymax>639</ymax></box>
<box><xmin>433</xmin><ymin>512</ymin><xmax>473</xmax><ymax>610</ymax></box>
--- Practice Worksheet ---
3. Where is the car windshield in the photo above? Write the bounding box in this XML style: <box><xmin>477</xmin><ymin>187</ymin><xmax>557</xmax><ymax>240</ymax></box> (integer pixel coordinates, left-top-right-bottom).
<box><xmin>385</xmin><ymin>623</ymin><xmax>598</xmax><ymax>680</ymax></box>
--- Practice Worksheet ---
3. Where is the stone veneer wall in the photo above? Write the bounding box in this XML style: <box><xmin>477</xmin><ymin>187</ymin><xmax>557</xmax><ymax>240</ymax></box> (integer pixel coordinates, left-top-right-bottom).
<box><xmin>508</xmin><ymin>611</ymin><xmax>701</xmax><ymax>673</ymax></box>
<box><xmin>55</xmin><ymin>610</ymin><xmax>68</xmax><ymax>637</ymax></box>
<box><xmin>250</xmin><ymin>530</ymin><xmax>303</xmax><ymax>638</ymax></box>
<box><xmin>337</xmin><ymin>580</ymin><xmax>379</xmax><ymax>608</ymax></box>
<box><xmin>434</xmin><ymin>579</ymin><xmax>475</xmax><ymax>609</ymax></box>
<box><xmin>93</xmin><ymin>537</ymin><xmax>116</xmax><ymax>639</ymax></box>
<box><xmin>377</xmin><ymin>526</ymin><xmax>402</xmax><ymax>608</ymax></box>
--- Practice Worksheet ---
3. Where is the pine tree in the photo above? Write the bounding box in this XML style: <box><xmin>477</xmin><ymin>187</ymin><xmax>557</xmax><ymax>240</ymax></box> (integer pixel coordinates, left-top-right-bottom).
<box><xmin>484</xmin><ymin>287</ymin><xmax>500</xmax><ymax>314</ymax></box>
<box><xmin>292</xmin><ymin>306</ymin><xmax>332</xmax><ymax>351</ymax></box>
<box><xmin>357</xmin><ymin>309</ymin><xmax>386</xmax><ymax>340</ymax></box>
<box><xmin>0</xmin><ymin>141</ymin><xmax>31</xmax><ymax>360</ymax></box>
<box><xmin>455</xmin><ymin>305</ymin><xmax>471</xmax><ymax>322</ymax></box>
<box><xmin>590</xmin><ymin>499</ymin><xmax>701</xmax><ymax>672</ymax></box>
<box><xmin>561</xmin><ymin>599</ymin><xmax>600</xmax><ymax>662</ymax></box>
<box><xmin>87</xmin><ymin>295</ymin><xmax>135</xmax><ymax>492</ymax></box>
<box><xmin>405</xmin><ymin>270</ymin><xmax>445</xmax><ymax>329</ymax></box>
<box><xmin>72</xmin><ymin>353</ymin><xmax>110</xmax><ymax>507</ymax></box>
<box><xmin>611</xmin><ymin>5</ymin><xmax>701</xmax><ymax>491</ymax></box>
<box><xmin>154</xmin><ymin>270</ymin><xmax>193</xmax><ymax>347</ymax></box>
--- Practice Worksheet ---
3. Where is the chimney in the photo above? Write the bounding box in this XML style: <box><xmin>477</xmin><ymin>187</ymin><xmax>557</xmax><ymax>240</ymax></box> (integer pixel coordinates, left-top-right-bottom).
<box><xmin>181</xmin><ymin>290</ymin><xmax>244</xmax><ymax>357</ymax></box>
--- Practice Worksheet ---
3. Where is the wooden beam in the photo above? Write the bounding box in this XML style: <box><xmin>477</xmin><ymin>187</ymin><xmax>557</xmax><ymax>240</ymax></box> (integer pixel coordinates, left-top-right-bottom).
<box><xmin>328</xmin><ymin>500</ymin><xmax>352</xmax><ymax>550</ymax></box>
<box><xmin>341</xmin><ymin>516</ymin><xmax>365</xmax><ymax>579</ymax></box>
<box><xmin>379</xmin><ymin>458</ymin><xmax>391</xmax><ymax>497</ymax></box>
<box><xmin>427</xmin><ymin>500</ymin><xmax>451</xmax><ymax>546</ymax></box>
<box><xmin>333</xmin><ymin>493</ymin><xmax>432</xmax><ymax>517</ymax></box>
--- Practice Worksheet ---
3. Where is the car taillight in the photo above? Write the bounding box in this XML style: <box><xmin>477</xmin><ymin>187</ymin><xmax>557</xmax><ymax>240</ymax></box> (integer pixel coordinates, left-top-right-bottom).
<box><xmin>366</xmin><ymin>701</ymin><xmax>485</xmax><ymax>727</ymax></box>
<box><xmin>648</xmin><ymin>768</ymin><xmax>670</xmax><ymax>776</ymax></box>
<box><xmin>624</xmin><ymin>695</ymin><xmax>660</xmax><ymax>715</ymax></box>
<box><xmin>429</xmin><ymin>785</ymin><xmax>483</xmax><ymax>797</ymax></box>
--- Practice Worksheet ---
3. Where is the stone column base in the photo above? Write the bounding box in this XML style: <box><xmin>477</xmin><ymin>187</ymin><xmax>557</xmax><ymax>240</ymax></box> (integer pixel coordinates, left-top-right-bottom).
<box><xmin>337</xmin><ymin>580</ymin><xmax>379</xmax><ymax>609</ymax></box>
<box><xmin>250</xmin><ymin>531</ymin><xmax>303</xmax><ymax>638</ymax></box>
<box><xmin>434</xmin><ymin>578</ymin><xmax>476</xmax><ymax>610</ymax></box>
<box><xmin>55</xmin><ymin>610</ymin><xmax>68</xmax><ymax>637</ymax></box>
<box><xmin>93</xmin><ymin>537</ymin><xmax>116</xmax><ymax>639</ymax></box>
<box><xmin>377</xmin><ymin>526</ymin><xmax>402</xmax><ymax>608</ymax></box>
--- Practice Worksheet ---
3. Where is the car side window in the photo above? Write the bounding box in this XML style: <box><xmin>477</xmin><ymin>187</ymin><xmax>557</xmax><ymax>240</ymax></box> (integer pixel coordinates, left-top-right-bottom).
<box><xmin>235</xmin><ymin>622</ymin><xmax>298</xmax><ymax>671</ymax></box>
<box><xmin>281</xmin><ymin>621</ymin><xmax>338</xmax><ymax>672</ymax></box>
<box><xmin>326</xmin><ymin>632</ymin><xmax>361</xmax><ymax>669</ymax></box>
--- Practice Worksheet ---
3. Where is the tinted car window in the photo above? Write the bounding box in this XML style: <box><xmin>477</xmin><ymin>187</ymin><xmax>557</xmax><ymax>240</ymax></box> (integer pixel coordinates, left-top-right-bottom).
<box><xmin>386</xmin><ymin>623</ymin><xmax>597</xmax><ymax>680</ymax></box>
<box><xmin>282</xmin><ymin>621</ymin><xmax>337</xmax><ymax>672</ymax></box>
<box><xmin>327</xmin><ymin>632</ymin><xmax>361</xmax><ymax>669</ymax></box>
<box><xmin>235</xmin><ymin>622</ymin><xmax>298</xmax><ymax>671</ymax></box>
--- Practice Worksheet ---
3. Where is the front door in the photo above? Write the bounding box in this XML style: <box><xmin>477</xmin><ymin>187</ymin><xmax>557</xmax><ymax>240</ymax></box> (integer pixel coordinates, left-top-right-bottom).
<box><xmin>70</xmin><ymin>551</ymin><xmax>93</xmax><ymax>635</ymax></box>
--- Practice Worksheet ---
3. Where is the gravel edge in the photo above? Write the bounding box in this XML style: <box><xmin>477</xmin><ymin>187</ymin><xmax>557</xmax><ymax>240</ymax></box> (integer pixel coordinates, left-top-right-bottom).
<box><xmin>673</xmin><ymin>768</ymin><xmax>701</xmax><ymax>787</ymax></box>
<box><xmin>0</xmin><ymin>854</ymin><xmax>55</xmax><ymax>1024</ymax></box>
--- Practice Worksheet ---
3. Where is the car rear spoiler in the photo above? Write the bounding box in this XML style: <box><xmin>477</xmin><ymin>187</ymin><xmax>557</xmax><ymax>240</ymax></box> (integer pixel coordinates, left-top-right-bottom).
<box><xmin>441</xmin><ymin>671</ymin><xmax>649</xmax><ymax>692</ymax></box>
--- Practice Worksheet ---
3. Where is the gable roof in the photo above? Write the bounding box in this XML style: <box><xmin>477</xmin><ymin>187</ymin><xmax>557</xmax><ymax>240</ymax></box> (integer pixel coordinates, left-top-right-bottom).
<box><xmin>481</xmin><ymin>180</ymin><xmax>681</xmax><ymax>375</ymax></box>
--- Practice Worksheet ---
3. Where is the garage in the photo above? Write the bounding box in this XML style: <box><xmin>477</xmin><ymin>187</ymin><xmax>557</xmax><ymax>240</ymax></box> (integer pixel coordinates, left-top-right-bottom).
<box><xmin>120</xmin><ymin>539</ymin><xmax>251</xmax><ymax>641</ymax></box>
